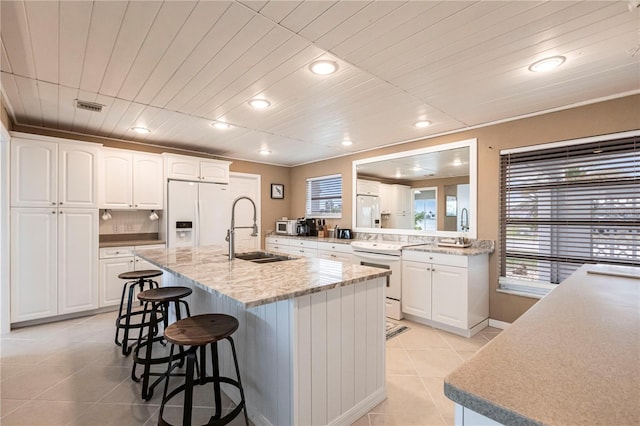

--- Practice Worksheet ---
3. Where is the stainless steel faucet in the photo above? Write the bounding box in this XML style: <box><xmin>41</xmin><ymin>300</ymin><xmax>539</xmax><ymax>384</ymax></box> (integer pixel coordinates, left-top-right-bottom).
<box><xmin>226</xmin><ymin>196</ymin><xmax>258</xmax><ymax>260</ymax></box>
<box><xmin>460</xmin><ymin>207</ymin><xmax>470</xmax><ymax>232</ymax></box>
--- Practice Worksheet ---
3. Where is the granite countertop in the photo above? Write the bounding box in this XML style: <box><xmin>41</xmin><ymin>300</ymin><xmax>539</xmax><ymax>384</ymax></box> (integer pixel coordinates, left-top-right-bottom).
<box><xmin>444</xmin><ymin>264</ymin><xmax>640</xmax><ymax>425</ymax></box>
<box><xmin>403</xmin><ymin>242</ymin><xmax>494</xmax><ymax>256</ymax></box>
<box><xmin>267</xmin><ymin>234</ymin><xmax>354</xmax><ymax>245</ymax></box>
<box><xmin>134</xmin><ymin>245</ymin><xmax>391</xmax><ymax>308</ymax></box>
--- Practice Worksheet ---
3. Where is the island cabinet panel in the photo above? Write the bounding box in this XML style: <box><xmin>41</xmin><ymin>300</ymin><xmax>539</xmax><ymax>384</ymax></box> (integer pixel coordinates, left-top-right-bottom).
<box><xmin>164</xmin><ymin>272</ymin><xmax>386</xmax><ymax>426</ymax></box>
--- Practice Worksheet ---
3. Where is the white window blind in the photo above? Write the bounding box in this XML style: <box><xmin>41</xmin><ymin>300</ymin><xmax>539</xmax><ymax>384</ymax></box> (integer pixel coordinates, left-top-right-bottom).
<box><xmin>306</xmin><ymin>174</ymin><xmax>342</xmax><ymax>218</ymax></box>
<box><xmin>499</xmin><ymin>134</ymin><xmax>639</xmax><ymax>295</ymax></box>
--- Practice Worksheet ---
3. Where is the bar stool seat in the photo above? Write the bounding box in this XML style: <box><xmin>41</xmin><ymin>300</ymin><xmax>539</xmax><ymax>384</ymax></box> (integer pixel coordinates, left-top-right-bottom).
<box><xmin>114</xmin><ymin>269</ymin><xmax>163</xmax><ymax>356</ymax></box>
<box><xmin>131</xmin><ymin>286</ymin><xmax>192</xmax><ymax>400</ymax></box>
<box><xmin>159</xmin><ymin>314</ymin><xmax>248</xmax><ymax>426</ymax></box>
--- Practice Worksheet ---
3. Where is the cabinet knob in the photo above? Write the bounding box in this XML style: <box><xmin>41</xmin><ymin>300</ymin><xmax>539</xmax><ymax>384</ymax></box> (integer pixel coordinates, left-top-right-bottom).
<box><xmin>130</xmin><ymin>260</ymin><xmax>134</xmax><ymax>263</ymax></box>
<box><xmin>59</xmin><ymin>202</ymin><xmax>63</xmax><ymax>205</ymax></box>
<box><xmin>115</xmin><ymin>251</ymin><xmax>120</xmax><ymax>254</ymax></box>
<box><xmin>135</xmin><ymin>204</ymin><xmax>138</xmax><ymax>208</ymax></box>
<box><xmin>52</xmin><ymin>202</ymin><xmax>56</xmax><ymax>205</ymax></box>
<box><xmin>129</xmin><ymin>204</ymin><xmax>132</xmax><ymax>207</ymax></box>
<box><xmin>51</xmin><ymin>211</ymin><xmax>56</xmax><ymax>214</ymax></box>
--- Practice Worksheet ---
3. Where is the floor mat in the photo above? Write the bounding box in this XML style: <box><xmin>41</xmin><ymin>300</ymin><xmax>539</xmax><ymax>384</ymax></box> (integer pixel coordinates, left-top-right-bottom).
<box><xmin>386</xmin><ymin>320</ymin><xmax>409</xmax><ymax>340</ymax></box>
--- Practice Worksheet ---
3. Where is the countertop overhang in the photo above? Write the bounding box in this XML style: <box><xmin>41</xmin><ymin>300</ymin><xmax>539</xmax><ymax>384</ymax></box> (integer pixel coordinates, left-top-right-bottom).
<box><xmin>134</xmin><ymin>245</ymin><xmax>391</xmax><ymax>308</ymax></box>
<box><xmin>444</xmin><ymin>264</ymin><xmax>640</xmax><ymax>425</ymax></box>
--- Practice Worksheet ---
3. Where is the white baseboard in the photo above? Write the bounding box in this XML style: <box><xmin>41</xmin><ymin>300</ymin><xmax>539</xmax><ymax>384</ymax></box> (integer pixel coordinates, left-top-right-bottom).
<box><xmin>329</xmin><ymin>386</ymin><xmax>387</xmax><ymax>426</ymax></box>
<box><xmin>488</xmin><ymin>319</ymin><xmax>511</xmax><ymax>329</ymax></box>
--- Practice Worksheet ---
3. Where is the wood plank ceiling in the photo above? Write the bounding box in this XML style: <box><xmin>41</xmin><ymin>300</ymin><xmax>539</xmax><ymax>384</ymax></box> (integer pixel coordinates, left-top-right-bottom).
<box><xmin>1</xmin><ymin>1</ymin><xmax>638</xmax><ymax>166</ymax></box>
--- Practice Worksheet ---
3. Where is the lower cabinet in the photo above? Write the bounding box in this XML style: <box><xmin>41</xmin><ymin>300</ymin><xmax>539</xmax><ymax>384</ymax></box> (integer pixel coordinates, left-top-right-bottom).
<box><xmin>98</xmin><ymin>244</ymin><xmax>165</xmax><ymax>307</ymax></box>
<box><xmin>401</xmin><ymin>250</ymin><xmax>488</xmax><ymax>336</ymax></box>
<box><xmin>265</xmin><ymin>237</ymin><xmax>354</xmax><ymax>262</ymax></box>
<box><xmin>10</xmin><ymin>207</ymin><xmax>98</xmax><ymax>323</ymax></box>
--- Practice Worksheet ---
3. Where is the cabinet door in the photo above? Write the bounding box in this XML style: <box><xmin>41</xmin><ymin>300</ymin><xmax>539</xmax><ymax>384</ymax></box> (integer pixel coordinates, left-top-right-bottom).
<box><xmin>133</xmin><ymin>153</ymin><xmax>163</xmax><ymax>209</ymax></box>
<box><xmin>99</xmin><ymin>256</ymin><xmax>135</xmax><ymax>307</ymax></box>
<box><xmin>58</xmin><ymin>208</ymin><xmax>98</xmax><ymax>314</ymax></box>
<box><xmin>165</xmin><ymin>155</ymin><xmax>200</xmax><ymax>181</ymax></box>
<box><xmin>58</xmin><ymin>143</ymin><xmax>99</xmax><ymax>208</ymax></box>
<box><xmin>431</xmin><ymin>264</ymin><xmax>468</xmax><ymax>328</ymax></box>
<box><xmin>200</xmin><ymin>160</ymin><xmax>230</xmax><ymax>183</ymax></box>
<box><xmin>11</xmin><ymin>139</ymin><xmax>57</xmax><ymax>207</ymax></box>
<box><xmin>10</xmin><ymin>208</ymin><xmax>58</xmax><ymax>322</ymax></box>
<box><xmin>100</xmin><ymin>150</ymin><xmax>133</xmax><ymax>208</ymax></box>
<box><xmin>401</xmin><ymin>260</ymin><xmax>432</xmax><ymax>319</ymax></box>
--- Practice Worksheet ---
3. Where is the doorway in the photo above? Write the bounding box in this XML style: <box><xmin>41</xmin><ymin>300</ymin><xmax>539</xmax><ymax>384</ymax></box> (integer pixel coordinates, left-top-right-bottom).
<box><xmin>413</xmin><ymin>187</ymin><xmax>437</xmax><ymax>231</ymax></box>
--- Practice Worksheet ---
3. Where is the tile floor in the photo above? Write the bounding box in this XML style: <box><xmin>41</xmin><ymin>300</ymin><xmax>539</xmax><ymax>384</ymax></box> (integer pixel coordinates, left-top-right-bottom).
<box><xmin>0</xmin><ymin>312</ymin><xmax>499</xmax><ymax>425</ymax></box>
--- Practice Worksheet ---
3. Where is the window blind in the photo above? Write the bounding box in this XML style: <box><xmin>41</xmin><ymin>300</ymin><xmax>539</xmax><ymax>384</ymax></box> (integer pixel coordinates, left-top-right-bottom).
<box><xmin>306</xmin><ymin>174</ymin><xmax>342</xmax><ymax>218</ymax></box>
<box><xmin>500</xmin><ymin>135</ymin><xmax>639</xmax><ymax>292</ymax></box>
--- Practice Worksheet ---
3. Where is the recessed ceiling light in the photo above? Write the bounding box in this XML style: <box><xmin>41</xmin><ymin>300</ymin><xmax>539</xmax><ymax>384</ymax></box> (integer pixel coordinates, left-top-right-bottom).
<box><xmin>249</xmin><ymin>98</ymin><xmax>271</xmax><ymax>109</ymax></box>
<box><xmin>395</xmin><ymin>171</ymin><xmax>402</xmax><ymax>178</ymax></box>
<box><xmin>415</xmin><ymin>120</ymin><xmax>431</xmax><ymax>128</ymax></box>
<box><xmin>528</xmin><ymin>56</ymin><xmax>566</xmax><ymax>72</ymax></box>
<box><xmin>309</xmin><ymin>60</ymin><xmax>338</xmax><ymax>75</ymax></box>
<box><xmin>341</xmin><ymin>140</ymin><xmax>353</xmax><ymax>146</ymax></box>
<box><xmin>131</xmin><ymin>126</ymin><xmax>151</xmax><ymax>134</ymax></box>
<box><xmin>212</xmin><ymin>121</ymin><xmax>232</xmax><ymax>129</ymax></box>
<box><xmin>452</xmin><ymin>159</ymin><xmax>462</xmax><ymax>166</ymax></box>
<box><xmin>259</xmin><ymin>148</ymin><xmax>271</xmax><ymax>155</ymax></box>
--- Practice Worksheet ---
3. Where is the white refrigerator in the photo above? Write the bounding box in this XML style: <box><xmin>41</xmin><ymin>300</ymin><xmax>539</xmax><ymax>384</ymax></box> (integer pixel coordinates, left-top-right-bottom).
<box><xmin>167</xmin><ymin>180</ymin><xmax>231</xmax><ymax>248</ymax></box>
<box><xmin>356</xmin><ymin>195</ymin><xmax>381</xmax><ymax>228</ymax></box>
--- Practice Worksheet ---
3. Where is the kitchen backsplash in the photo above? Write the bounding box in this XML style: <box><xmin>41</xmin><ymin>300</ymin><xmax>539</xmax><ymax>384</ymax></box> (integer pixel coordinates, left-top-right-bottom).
<box><xmin>99</xmin><ymin>210</ymin><xmax>161</xmax><ymax>235</ymax></box>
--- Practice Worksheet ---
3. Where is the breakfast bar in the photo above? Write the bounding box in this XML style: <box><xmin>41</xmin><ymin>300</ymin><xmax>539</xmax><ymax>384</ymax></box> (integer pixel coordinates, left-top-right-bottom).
<box><xmin>135</xmin><ymin>245</ymin><xmax>391</xmax><ymax>426</ymax></box>
<box><xmin>444</xmin><ymin>264</ymin><xmax>640</xmax><ymax>425</ymax></box>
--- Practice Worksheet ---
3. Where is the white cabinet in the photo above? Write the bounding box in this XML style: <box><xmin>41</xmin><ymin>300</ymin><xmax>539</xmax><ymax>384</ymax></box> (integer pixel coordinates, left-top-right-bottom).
<box><xmin>401</xmin><ymin>250</ymin><xmax>488</xmax><ymax>336</ymax></box>
<box><xmin>11</xmin><ymin>138</ymin><xmax>99</xmax><ymax>208</ymax></box>
<box><xmin>379</xmin><ymin>183</ymin><xmax>393</xmax><ymax>214</ymax></box>
<box><xmin>98</xmin><ymin>244</ymin><xmax>165</xmax><ymax>308</ymax></box>
<box><xmin>57</xmin><ymin>209</ymin><xmax>99</xmax><ymax>314</ymax></box>
<box><xmin>164</xmin><ymin>154</ymin><xmax>231</xmax><ymax>183</ymax></box>
<box><xmin>99</xmin><ymin>149</ymin><xmax>163</xmax><ymax>209</ymax></box>
<box><xmin>317</xmin><ymin>241</ymin><xmax>354</xmax><ymax>263</ymax></box>
<box><xmin>356</xmin><ymin>179</ymin><xmax>380</xmax><ymax>196</ymax></box>
<box><xmin>265</xmin><ymin>237</ymin><xmax>354</xmax><ymax>262</ymax></box>
<box><xmin>10</xmin><ymin>208</ymin><xmax>98</xmax><ymax>322</ymax></box>
<box><xmin>287</xmin><ymin>239</ymin><xmax>318</xmax><ymax>258</ymax></box>
<box><xmin>401</xmin><ymin>260</ymin><xmax>432</xmax><ymax>319</ymax></box>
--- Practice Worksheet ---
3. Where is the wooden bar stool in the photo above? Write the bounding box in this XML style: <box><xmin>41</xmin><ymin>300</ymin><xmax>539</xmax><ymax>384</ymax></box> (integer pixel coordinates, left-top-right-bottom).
<box><xmin>114</xmin><ymin>269</ymin><xmax>163</xmax><ymax>356</ymax></box>
<box><xmin>132</xmin><ymin>286</ymin><xmax>192</xmax><ymax>400</ymax></box>
<box><xmin>158</xmin><ymin>314</ymin><xmax>249</xmax><ymax>426</ymax></box>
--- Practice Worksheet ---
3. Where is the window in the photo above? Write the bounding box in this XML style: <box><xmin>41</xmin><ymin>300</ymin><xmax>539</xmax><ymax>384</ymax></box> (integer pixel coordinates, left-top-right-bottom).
<box><xmin>499</xmin><ymin>132</ymin><xmax>639</xmax><ymax>296</ymax></box>
<box><xmin>306</xmin><ymin>174</ymin><xmax>342</xmax><ymax>218</ymax></box>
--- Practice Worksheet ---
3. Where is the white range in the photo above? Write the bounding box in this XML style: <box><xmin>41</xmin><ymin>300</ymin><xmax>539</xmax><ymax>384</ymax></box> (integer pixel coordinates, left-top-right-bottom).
<box><xmin>351</xmin><ymin>240</ymin><xmax>419</xmax><ymax>320</ymax></box>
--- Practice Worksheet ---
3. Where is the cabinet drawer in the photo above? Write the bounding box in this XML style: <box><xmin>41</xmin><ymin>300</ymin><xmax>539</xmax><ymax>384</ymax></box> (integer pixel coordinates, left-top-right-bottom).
<box><xmin>402</xmin><ymin>250</ymin><xmax>468</xmax><ymax>267</ymax></box>
<box><xmin>290</xmin><ymin>239</ymin><xmax>318</xmax><ymax>250</ymax></box>
<box><xmin>266</xmin><ymin>236</ymin><xmax>287</xmax><ymax>246</ymax></box>
<box><xmin>134</xmin><ymin>244</ymin><xmax>166</xmax><ymax>251</ymax></box>
<box><xmin>317</xmin><ymin>241</ymin><xmax>352</xmax><ymax>254</ymax></box>
<box><xmin>99</xmin><ymin>246</ymin><xmax>134</xmax><ymax>259</ymax></box>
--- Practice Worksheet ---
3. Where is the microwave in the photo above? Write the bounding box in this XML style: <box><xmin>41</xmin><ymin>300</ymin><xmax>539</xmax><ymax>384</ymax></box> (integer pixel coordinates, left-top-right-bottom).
<box><xmin>275</xmin><ymin>220</ymin><xmax>298</xmax><ymax>235</ymax></box>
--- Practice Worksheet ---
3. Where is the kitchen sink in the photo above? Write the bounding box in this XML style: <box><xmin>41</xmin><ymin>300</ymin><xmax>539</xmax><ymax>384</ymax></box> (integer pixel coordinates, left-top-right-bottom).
<box><xmin>234</xmin><ymin>251</ymin><xmax>294</xmax><ymax>264</ymax></box>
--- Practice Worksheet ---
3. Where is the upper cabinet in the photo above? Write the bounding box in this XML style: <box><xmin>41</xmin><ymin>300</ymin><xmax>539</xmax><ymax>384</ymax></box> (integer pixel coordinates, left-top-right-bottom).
<box><xmin>11</xmin><ymin>137</ymin><xmax>99</xmax><ymax>208</ymax></box>
<box><xmin>99</xmin><ymin>148</ymin><xmax>163</xmax><ymax>209</ymax></box>
<box><xmin>164</xmin><ymin>154</ymin><xmax>231</xmax><ymax>183</ymax></box>
<box><xmin>356</xmin><ymin>179</ymin><xmax>380</xmax><ymax>196</ymax></box>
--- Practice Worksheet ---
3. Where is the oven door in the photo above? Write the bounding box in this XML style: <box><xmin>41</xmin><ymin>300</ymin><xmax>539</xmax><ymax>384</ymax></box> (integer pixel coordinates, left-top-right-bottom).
<box><xmin>353</xmin><ymin>251</ymin><xmax>402</xmax><ymax>300</ymax></box>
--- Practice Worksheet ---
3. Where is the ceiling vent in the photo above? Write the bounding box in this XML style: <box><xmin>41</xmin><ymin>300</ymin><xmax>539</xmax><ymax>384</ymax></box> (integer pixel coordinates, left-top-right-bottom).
<box><xmin>75</xmin><ymin>99</ymin><xmax>104</xmax><ymax>113</ymax></box>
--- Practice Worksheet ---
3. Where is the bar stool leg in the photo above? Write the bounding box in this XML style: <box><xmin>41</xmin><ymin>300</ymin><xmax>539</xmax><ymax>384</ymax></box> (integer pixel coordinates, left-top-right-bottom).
<box><xmin>210</xmin><ymin>342</ymin><xmax>222</xmax><ymax>420</ymax></box>
<box><xmin>227</xmin><ymin>337</ymin><xmax>250</xmax><ymax>425</ymax></box>
<box><xmin>121</xmin><ymin>281</ymin><xmax>138</xmax><ymax>356</ymax></box>
<box><xmin>183</xmin><ymin>349</ymin><xmax>196</xmax><ymax>426</ymax></box>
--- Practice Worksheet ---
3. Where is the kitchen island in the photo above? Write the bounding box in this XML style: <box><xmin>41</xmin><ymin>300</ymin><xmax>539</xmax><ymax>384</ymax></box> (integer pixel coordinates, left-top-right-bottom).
<box><xmin>444</xmin><ymin>264</ymin><xmax>640</xmax><ymax>425</ymax></box>
<box><xmin>135</xmin><ymin>245</ymin><xmax>391</xmax><ymax>426</ymax></box>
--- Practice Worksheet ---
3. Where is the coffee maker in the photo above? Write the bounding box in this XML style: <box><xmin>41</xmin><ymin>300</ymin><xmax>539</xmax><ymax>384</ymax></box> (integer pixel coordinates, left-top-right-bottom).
<box><xmin>296</xmin><ymin>218</ymin><xmax>309</xmax><ymax>236</ymax></box>
<box><xmin>296</xmin><ymin>218</ymin><xmax>318</xmax><ymax>236</ymax></box>
<box><xmin>305</xmin><ymin>218</ymin><xmax>318</xmax><ymax>237</ymax></box>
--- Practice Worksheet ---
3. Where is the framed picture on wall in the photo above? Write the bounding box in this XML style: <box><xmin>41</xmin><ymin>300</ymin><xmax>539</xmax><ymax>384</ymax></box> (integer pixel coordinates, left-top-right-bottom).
<box><xmin>271</xmin><ymin>183</ymin><xmax>284</xmax><ymax>199</ymax></box>
<box><xmin>446</xmin><ymin>195</ymin><xmax>457</xmax><ymax>216</ymax></box>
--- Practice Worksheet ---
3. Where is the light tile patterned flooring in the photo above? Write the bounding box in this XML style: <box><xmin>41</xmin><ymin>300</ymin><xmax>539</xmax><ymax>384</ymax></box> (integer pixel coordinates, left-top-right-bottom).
<box><xmin>0</xmin><ymin>311</ymin><xmax>499</xmax><ymax>425</ymax></box>
<box><xmin>353</xmin><ymin>320</ymin><xmax>500</xmax><ymax>426</ymax></box>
